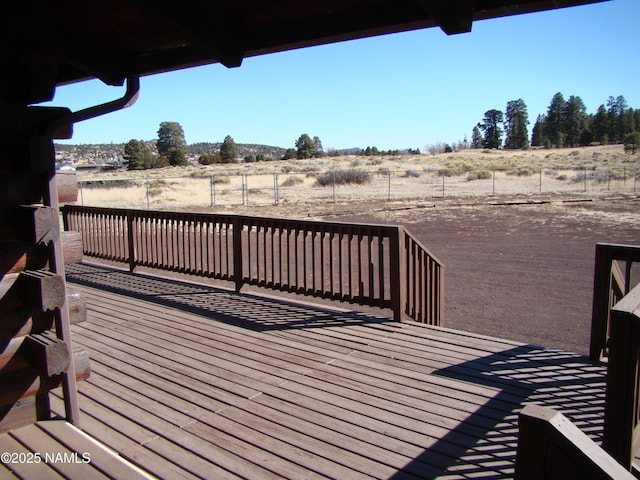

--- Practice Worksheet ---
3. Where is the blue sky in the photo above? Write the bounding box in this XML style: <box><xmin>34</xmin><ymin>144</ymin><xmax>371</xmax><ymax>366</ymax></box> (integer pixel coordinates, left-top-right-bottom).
<box><xmin>45</xmin><ymin>0</ymin><xmax>637</xmax><ymax>151</ymax></box>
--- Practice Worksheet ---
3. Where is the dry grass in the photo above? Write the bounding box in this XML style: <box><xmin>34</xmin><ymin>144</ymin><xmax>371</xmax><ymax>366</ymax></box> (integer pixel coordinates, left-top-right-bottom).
<box><xmin>75</xmin><ymin>145</ymin><xmax>639</xmax><ymax>210</ymax></box>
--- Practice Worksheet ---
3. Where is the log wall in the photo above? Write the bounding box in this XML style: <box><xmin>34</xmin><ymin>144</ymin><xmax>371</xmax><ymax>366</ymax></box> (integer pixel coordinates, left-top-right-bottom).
<box><xmin>0</xmin><ymin>105</ymin><xmax>87</xmax><ymax>434</ymax></box>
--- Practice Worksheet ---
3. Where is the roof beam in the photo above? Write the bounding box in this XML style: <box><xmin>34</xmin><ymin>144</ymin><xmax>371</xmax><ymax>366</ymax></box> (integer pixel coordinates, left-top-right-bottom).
<box><xmin>1</xmin><ymin>3</ymin><xmax>132</xmax><ymax>87</ymax></box>
<box><xmin>131</xmin><ymin>0</ymin><xmax>246</xmax><ymax>68</ymax></box>
<box><xmin>416</xmin><ymin>0</ymin><xmax>476</xmax><ymax>35</ymax></box>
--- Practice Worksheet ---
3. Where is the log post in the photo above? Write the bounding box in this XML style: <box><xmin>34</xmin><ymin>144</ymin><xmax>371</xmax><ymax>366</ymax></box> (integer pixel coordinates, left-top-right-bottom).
<box><xmin>233</xmin><ymin>216</ymin><xmax>244</xmax><ymax>292</ymax></box>
<box><xmin>18</xmin><ymin>269</ymin><xmax>66</xmax><ymax>312</ymax></box>
<box><xmin>0</xmin><ymin>290</ymin><xmax>86</xmax><ymax>341</ymax></box>
<box><xmin>23</xmin><ymin>331</ymin><xmax>71</xmax><ymax>377</ymax></box>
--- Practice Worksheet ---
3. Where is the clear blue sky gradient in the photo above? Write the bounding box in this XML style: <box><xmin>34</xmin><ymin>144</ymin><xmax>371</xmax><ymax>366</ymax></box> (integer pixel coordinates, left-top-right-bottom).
<box><xmin>45</xmin><ymin>0</ymin><xmax>638</xmax><ymax>152</ymax></box>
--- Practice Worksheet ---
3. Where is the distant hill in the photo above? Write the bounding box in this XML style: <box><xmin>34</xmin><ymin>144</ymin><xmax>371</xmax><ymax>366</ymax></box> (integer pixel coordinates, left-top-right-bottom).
<box><xmin>54</xmin><ymin>141</ymin><xmax>287</xmax><ymax>164</ymax></box>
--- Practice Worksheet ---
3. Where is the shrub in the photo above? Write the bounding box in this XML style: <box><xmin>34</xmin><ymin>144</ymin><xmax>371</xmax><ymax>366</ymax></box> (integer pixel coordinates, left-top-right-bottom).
<box><xmin>281</xmin><ymin>176</ymin><xmax>304</xmax><ymax>187</ymax></box>
<box><xmin>507</xmin><ymin>166</ymin><xmax>536</xmax><ymax>177</ymax></box>
<box><xmin>199</xmin><ymin>154</ymin><xmax>220</xmax><ymax>165</ymax></box>
<box><xmin>405</xmin><ymin>169</ymin><xmax>421</xmax><ymax>178</ymax></box>
<box><xmin>314</xmin><ymin>170</ymin><xmax>372</xmax><ymax>187</ymax></box>
<box><xmin>442</xmin><ymin>168</ymin><xmax>464</xmax><ymax>177</ymax></box>
<box><xmin>211</xmin><ymin>176</ymin><xmax>230</xmax><ymax>184</ymax></box>
<box><xmin>466</xmin><ymin>170</ymin><xmax>492</xmax><ymax>181</ymax></box>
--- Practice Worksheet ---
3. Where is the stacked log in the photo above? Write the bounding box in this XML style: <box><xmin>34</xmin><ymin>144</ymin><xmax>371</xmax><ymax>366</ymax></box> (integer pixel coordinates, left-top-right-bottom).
<box><xmin>0</xmin><ymin>105</ymin><xmax>88</xmax><ymax>433</ymax></box>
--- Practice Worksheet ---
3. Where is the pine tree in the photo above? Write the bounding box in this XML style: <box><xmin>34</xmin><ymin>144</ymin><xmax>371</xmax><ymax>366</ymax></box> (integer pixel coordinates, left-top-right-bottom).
<box><xmin>592</xmin><ymin>104</ymin><xmax>609</xmax><ymax>144</ymax></box>
<box><xmin>220</xmin><ymin>135</ymin><xmax>239</xmax><ymax>163</ymax></box>
<box><xmin>563</xmin><ymin>96</ymin><xmax>587</xmax><ymax>147</ymax></box>
<box><xmin>543</xmin><ymin>92</ymin><xmax>566</xmax><ymax>148</ymax></box>
<box><xmin>157</xmin><ymin>121</ymin><xmax>188</xmax><ymax>166</ymax></box>
<box><xmin>312</xmin><ymin>136</ymin><xmax>325</xmax><ymax>157</ymax></box>
<box><xmin>471</xmin><ymin>126</ymin><xmax>483</xmax><ymax>149</ymax></box>
<box><xmin>504</xmin><ymin>99</ymin><xmax>529</xmax><ymax>149</ymax></box>
<box><xmin>478</xmin><ymin>110</ymin><xmax>504</xmax><ymax>149</ymax></box>
<box><xmin>295</xmin><ymin>134</ymin><xmax>315</xmax><ymax>159</ymax></box>
<box><xmin>124</xmin><ymin>139</ymin><xmax>152</xmax><ymax>170</ymax></box>
<box><xmin>530</xmin><ymin>115</ymin><xmax>546</xmax><ymax>147</ymax></box>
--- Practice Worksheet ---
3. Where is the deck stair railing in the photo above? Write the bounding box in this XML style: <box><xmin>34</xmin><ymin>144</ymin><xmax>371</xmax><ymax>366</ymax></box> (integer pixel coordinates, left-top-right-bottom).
<box><xmin>587</xmin><ymin>243</ymin><xmax>640</xmax><ymax>474</ymax></box>
<box><xmin>590</xmin><ymin>243</ymin><xmax>640</xmax><ymax>361</ymax></box>
<box><xmin>516</xmin><ymin>242</ymin><xmax>640</xmax><ymax>477</ymax></box>
<box><xmin>602</xmin><ymin>273</ymin><xmax>640</xmax><ymax>473</ymax></box>
<box><xmin>62</xmin><ymin>205</ymin><xmax>444</xmax><ymax>326</ymax></box>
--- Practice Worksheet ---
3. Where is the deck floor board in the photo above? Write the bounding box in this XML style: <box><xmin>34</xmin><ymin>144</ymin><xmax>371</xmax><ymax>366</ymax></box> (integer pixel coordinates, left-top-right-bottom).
<box><xmin>1</xmin><ymin>263</ymin><xmax>610</xmax><ymax>479</ymax></box>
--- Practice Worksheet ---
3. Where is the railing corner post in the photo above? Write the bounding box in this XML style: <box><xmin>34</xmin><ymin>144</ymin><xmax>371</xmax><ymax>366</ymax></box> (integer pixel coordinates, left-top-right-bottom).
<box><xmin>127</xmin><ymin>210</ymin><xmax>136</xmax><ymax>272</ymax></box>
<box><xmin>390</xmin><ymin>226</ymin><xmax>406</xmax><ymax>322</ymax></box>
<box><xmin>590</xmin><ymin>243</ymin><xmax>612</xmax><ymax>360</ymax></box>
<box><xmin>233</xmin><ymin>216</ymin><xmax>244</xmax><ymax>293</ymax></box>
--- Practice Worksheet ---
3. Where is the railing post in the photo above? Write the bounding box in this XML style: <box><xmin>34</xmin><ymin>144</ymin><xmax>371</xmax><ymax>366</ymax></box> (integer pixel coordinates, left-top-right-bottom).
<box><xmin>603</xmin><ymin>287</ymin><xmax>640</xmax><ymax>472</ymax></box>
<box><xmin>590</xmin><ymin>243</ymin><xmax>613</xmax><ymax>360</ymax></box>
<box><xmin>389</xmin><ymin>226</ymin><xmax>406</xmax><ymax>322</ymax></box>
<box><xmin>436</xmin><ymin>261</ymin><xmax>445</xmax><ymax>326</ymax></box>
<box><xmin>127</xmin><ymin>210</ymin><xmax>136</xmax><ymax>272</ymax></box>
<box><xmin>233</xmin><ymin>216</ymin><xmax>244</xmax><ymax>293</ymax></box>
<box><xmin>61</xmin><ymin>205</ymin><xmax>70</xmax><ymax>231</ymax></box>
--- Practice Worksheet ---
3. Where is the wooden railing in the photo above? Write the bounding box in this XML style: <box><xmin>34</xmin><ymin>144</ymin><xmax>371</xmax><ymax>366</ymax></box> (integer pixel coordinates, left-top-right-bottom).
<box><xmin>602</xmin><ymin>281</ymin><xmax>640</xmax><ymax>473</ymax></box>
<box><xmin>515</xmin><ymin>404</ymin><xmax>635</xmax><ymax>480</ymax></box>
<box><xmin>590</xmin><ymin>243</ymin><xmax>640</xmax><ymax>361</ymax></box>
<box><xmin>62</xmin><ymin>205</ymin><xmax>444</xmax><ymax>325</ymax></box>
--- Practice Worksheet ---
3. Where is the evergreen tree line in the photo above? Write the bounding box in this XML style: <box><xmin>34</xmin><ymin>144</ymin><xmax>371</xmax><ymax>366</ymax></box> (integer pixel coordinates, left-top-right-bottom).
<box><xmin>471</xmin><ymin>93</ymin><xmax>640</xmax><ymax>151</ymax></box>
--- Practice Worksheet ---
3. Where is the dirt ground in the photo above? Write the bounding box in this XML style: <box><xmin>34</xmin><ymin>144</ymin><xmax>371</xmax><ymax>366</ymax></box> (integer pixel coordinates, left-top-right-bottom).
<box><xmin>243</xmin><ymin>192</ymin><xmax>640</xmax><ymax>356</ymax></box>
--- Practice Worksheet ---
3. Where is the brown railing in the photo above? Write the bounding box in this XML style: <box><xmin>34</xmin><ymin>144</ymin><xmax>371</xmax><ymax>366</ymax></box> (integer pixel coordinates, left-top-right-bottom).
<box><xmin>515</xmin><ymin>404</ymin><xmax>635</xmax><ymax>480</ymax></box>
<box><xmin>62</xmin><ymin>205</ymin><xmax>444</xmax><ymax>325</ymax></box>
<box><xmin>590</xmin><ymin>243</ymin><xmax>640</xmax><ymax>361</ymax></box>
<box><xmin>602</xmin><ymin>281</ymin><xmax>640</xmax><ymax>473</ymax></box>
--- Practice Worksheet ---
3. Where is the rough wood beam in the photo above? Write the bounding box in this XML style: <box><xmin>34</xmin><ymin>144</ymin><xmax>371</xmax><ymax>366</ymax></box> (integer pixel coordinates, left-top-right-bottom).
<box><xmin>0</xmin><ymin>290</ymin><xmax>87</xmax><ymax>341</ymax></box>
<box><xmin>23</xmin><ymin>331</ymin><xmax>71</xmax><ymax>377</ymax></box>
<box><xmin>132</xmin><ymin>0</ymin><xmax>246</xmax><ymax>68</ymax></box>
<box><xmin>416</xmin><ymin>0</ymin><xmax>476</xmax><ymax>35</ymax></box>
<box><xmin>18</xmin><ymin>269</ymin><xmax>66</xmax><ymax>312</ymax></box>
<box><xmin>4</xmin><ymin>4</ymin><xmax>130</xmax><ymax>86</ymax></box>
<box><xmin>0</xmin><ymin>347</ymin><xmax>90</xmax><ymax>410</ymax></box>
<box><xmin>0</xmin><ymin>172</ymin><xmax>77</xmax><ymax>216</ymax></box>
<box><xmin>0</xmin><ymin>205</ymin><xmax>59</xmax><ymax>245</ymax></box>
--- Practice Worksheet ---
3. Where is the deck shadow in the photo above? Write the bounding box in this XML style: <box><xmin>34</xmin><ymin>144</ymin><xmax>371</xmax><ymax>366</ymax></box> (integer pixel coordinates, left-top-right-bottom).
<box><xmin>391</xmin><ymin>345</ymin><xmax>606</xmax><ymax>478</ymax></box>
<box><xmin>66</xmin><ymin>262</ymin><xmax>392</xmax><ymax>331</ymax></box>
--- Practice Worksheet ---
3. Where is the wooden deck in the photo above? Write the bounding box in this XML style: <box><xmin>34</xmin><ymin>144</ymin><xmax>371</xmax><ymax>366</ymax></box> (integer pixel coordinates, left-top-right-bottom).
<box><xmin>2</xmin><ymin>262</ymin><xmax>608</xmax><ymax>479</ymax></box>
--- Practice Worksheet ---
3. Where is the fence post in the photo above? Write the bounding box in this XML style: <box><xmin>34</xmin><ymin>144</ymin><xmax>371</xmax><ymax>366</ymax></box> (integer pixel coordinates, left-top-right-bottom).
<box><xmin>210</xmin><ymin>175</ymin><xmax>215</xmax><ymax>207</ymax></box>
<box><xmin>274</xmin><ymin>173</ymin><xmax>279</xmax><ymax>205</ymax></box>
<box><xmin>127</xmin><ymin>210</ymin><xmax>136</xmax><ymax>272</ymax></box>
<box><xmin>233</xmin><ymin>216</ymin><xmax>244</xmax><ymax>293</ymax></box>
<box><xmin>492</xmin><ymin>169</ymin><xmax>496</xmax><ymax>196</ymax></box>
<box><xmin>387</xmin><ymin>171</ymin><xmax>391</xmax><ymax>201</ymax></box>
<box><xmin>332</xmin><ymin>170</ymin><xmax>336</xmax><ymax>203</ymax></box>
<box><xmin>583</xmin><ymin>166</ymin><xmax>587</xmax><ymax>192</ymax></box>
<box><xmin>539</xmin><ymin>166</ymin><xmax>542</xmax><ymax>193</ymax></box>
<box><xmin>242</xmin><ymin>175</ymin><xmax>247</xmax><ymax>206</ymax></box>
<box><xmin>389</xmin><ymin>226</ymin><xmax>406</xmax><ymax>322</ymax></box>
<box><xmin>441</xmin><ymin>170</ymin><xmax>445</xmax><ymax>198</ymax></box>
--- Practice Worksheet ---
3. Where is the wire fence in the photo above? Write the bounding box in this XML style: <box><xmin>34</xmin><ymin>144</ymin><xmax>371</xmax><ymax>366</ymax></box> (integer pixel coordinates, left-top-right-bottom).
<box><xmin>76</xmin><ymin>165</ymin><xmax>640</xmax><ymax>210</ymax></box>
